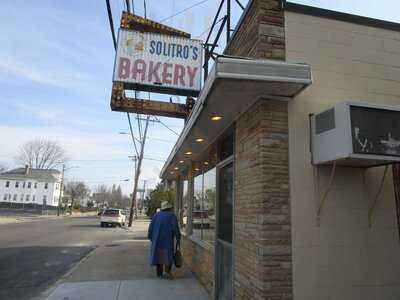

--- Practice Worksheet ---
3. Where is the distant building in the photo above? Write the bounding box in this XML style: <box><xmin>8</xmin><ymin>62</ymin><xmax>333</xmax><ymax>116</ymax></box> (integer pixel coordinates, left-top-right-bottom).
<box><xmin>0</xmin><ymin>166</ymin><xmax>62</xmax><ymax>207</ymax></box>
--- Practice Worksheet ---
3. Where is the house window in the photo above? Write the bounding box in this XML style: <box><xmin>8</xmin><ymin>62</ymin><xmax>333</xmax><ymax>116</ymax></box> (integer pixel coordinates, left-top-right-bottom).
<box><xmin>20</xmin><ymin>194</ymin><xmax>24</xmax><ymax>201</ymax></box>
<box><xmin>15</xmin><ymin>182</ymin><xmax>19</xmax><ymax>188</ymax></box>
<box><xmin>55</xmin><ymin>183</ymin><xmax>59</xmax><ymax>190</ymax></box>
<box><xmin>6</xmin><ymin>181</ymin><xmax>10</xmax><ymax>188</ymax></box>
<box><xmin>32</xmin><ymin>195</ymin><xmax>36</xmax><ymax>202</ymax></box>
<box><xmin>8</xmin><ymin>194</ymin><xmax>11</xmax><ymax>200</ymax></box>
<box><xmin>13</xmin><ymin>194</ymin><xmax>17</xmax><ymax>201</ymax></box>
<box><xmin>28</xmin><ymin>182</ymin><xmax>31</xmax><ymax>188</ymax></box>
<box><xmin>22</xmin><ymin>182</ymin><xmax>26</xmax><ymax>188</ymax></box>
<box><xmin>34</xmin><ymin>182</ymin><xmax>37</xmax><ymax>189</ymax></box>
<box><xmin>3</xmin><ymin>194</ymin><xmax>7</xmax><ymax>201</ymax></box>
<box><xmin>26</xmin><ymin>195</ymin><xmax>30</xmax><ymax>202</ymax></box>
<box><xmin>43</xmin><ymin>195</ymin><xmax>47</xmax><ymax>204</ymax></box>
<box><xmin>54</xmin><ymin>196</ymin><xmax>58</xmax><ymax>203</ymax></box>
<box><xmin>44</xmin><ymin>183</ymin><xmax>48</xmax><ymax>189</ymax></box>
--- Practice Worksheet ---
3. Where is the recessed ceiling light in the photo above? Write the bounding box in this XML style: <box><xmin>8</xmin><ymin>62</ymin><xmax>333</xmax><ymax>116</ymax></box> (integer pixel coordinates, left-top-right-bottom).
<box><xmin>170</xmin><ymin>171</ymin><xmax>174</xmax><ymax>175</ymax></box>
<box><xmin>195</xmin><ymin>138</ymin><xmax>204</xmax><ymax>143</ymax></box>
<box><xmin>194</xmin><ymin>168</ymin><xmax>200</xmax><ymax>171</ymax></box>
<box><xmin>179</xmin><ymin>160</ymin><xmax>184</xmax><ymax>164</ymax></box>
<box><xmin>204</xmin><ymin>161</ymin><xmax>209</xmax><ymax>165</ymax></box>
<box><xmin>185</xmin><ymin>151</ymin><xmax>192</xmax><ymax>155</ymax></box>
<box><xmin>211</xmin><ymin>115</ymin><xmax>223</xmax><ymax>121</ymax></box>
<box><xmin>174</xmin><ymin>167</ymin><xmax>179</xmax><ymax>170</ymax></box>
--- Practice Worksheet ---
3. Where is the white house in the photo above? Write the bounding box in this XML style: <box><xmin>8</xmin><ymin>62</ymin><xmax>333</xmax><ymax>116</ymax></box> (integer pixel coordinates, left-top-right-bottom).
<box><xmin>0</xmin><ymin>166</ymin><xmax>62</xmax><ymax>207</ymax></box>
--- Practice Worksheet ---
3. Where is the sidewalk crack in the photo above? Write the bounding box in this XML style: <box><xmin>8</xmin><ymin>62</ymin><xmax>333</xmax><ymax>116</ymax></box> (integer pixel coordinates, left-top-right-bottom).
<box><xmin>115</xmin><ymin>281</ymin><xmax>122</xmax><ymax>300</ymax></box>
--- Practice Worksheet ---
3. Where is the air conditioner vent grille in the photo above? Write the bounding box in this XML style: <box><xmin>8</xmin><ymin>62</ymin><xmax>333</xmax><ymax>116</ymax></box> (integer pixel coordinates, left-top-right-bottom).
<box><xmin>315</xmin><ymin>108</ymin><xmax>335</xmax><ymax>134</ymax></box>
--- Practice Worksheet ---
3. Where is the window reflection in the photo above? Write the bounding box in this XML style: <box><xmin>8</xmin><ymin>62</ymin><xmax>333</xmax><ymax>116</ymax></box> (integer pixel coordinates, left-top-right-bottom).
<box><xmin>181</xmin><ymin>180</ymin><xmax>188</xmax><ymax>229</ymax></box>
<box><xmin>202</xmin><ymin>167</ymin><xmax>216</xmax><ymax>244</ymax></box>
<box><xmin>192</xmin><ymin>174</ymin><xmax>203</xmax><ymax>239</ymax></box>
<box><xmin>192</xmin><ymin>167</ymin><xmax>216</xmax><ymax>244</ymax></box>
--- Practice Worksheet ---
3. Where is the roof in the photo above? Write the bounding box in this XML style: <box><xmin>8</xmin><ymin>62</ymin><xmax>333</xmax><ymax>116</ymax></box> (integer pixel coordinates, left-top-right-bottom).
<box><xmin>283</xmin><ymin>1</ymin><xmax>400</xmax><ymax>32</ymax></box>
<box><xmin>226</xmin><ymin>0</ymin><xmax>400</xmax><ymax>54</ymax></box>
<box><xmin>0</xmin><ymin>168</ymin><xmax>61</xmax><ymax>182</ymax></box>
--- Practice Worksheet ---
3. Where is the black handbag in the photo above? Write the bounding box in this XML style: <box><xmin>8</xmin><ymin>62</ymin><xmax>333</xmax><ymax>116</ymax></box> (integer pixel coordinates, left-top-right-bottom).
<box><xmin>174</xmin><ymin>240</ymin><xmax>183</xmax><ymax>268</ymax></box>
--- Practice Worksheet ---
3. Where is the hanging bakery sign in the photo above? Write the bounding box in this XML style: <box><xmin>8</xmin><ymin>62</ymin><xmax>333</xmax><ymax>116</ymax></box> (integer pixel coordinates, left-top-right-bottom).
<box><xmin>113</xmin><ymin>29</ymin><xmax>202</xmax><ymax>97</ymax></box>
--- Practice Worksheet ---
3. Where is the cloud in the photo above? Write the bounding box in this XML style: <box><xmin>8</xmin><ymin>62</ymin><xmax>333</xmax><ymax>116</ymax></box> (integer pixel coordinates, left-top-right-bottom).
<box><xmin>0</xmin><ymin>57</ymin><xmax>92</xmax><ymax>89</ymax></box>
<box><xmin>0</xmin><ymin>124</ymin><xmax>170</xmax><ymax>195</ymax></box>
<box><xmin>13</xmin><ymin>103</ymin><xmax>64</xmax><ymax>122</ymax></box>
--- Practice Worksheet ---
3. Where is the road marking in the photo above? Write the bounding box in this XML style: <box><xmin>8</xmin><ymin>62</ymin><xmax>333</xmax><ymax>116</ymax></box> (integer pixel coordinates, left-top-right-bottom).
<box><xmin>45</xmin><ymin>261</ymin><xmax>62</xmax><ymax>267</ymax></box>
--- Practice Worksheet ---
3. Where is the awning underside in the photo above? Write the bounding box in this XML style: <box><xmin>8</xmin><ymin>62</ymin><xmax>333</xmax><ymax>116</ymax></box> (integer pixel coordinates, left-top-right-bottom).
<box><xmin>161</xmin><ymin>56</ymin><xmax>312</xmax><ymax>180</ymax></box>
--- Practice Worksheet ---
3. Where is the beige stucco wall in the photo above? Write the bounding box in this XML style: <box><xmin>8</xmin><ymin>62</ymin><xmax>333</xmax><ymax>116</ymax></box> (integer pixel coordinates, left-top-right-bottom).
<box><xmin>285</xmin><ymin>11</ymin><xmax>400</xmax><ymax>300</ymax></box>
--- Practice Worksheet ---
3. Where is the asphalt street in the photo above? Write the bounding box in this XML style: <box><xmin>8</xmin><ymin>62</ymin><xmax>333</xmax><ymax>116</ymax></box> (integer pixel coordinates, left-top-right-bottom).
<box><xmin>0</xmin><ymin>216</ymin><xmax>136</xmax><ymax>300</ymax></box>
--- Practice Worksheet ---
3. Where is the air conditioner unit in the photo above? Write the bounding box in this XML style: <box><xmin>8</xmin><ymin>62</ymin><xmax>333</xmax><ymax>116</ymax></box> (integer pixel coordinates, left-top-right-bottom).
<box><xmin>311</xmin><ymin>101</ymin><xmax>400</xmax><ymax>167</ymax></box>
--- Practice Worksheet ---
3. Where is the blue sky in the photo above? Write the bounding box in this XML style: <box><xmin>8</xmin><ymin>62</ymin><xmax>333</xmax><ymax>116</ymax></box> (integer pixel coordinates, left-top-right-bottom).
<box><xmin>0</xmin><ymin>0</ymin><xmax>399</xmax><ymax>195</ymax></box>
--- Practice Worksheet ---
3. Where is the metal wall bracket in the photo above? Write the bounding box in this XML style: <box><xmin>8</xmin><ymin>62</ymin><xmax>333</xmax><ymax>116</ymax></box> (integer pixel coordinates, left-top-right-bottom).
<box><xmin>315</xmin><ymin>162</ymin><xmax>337</xmax><ymax>226</ymax></box>
<box><xmin>367</xmin><ymin>165</ymin><xmax>389</xmax><ymax>228</ymax></box>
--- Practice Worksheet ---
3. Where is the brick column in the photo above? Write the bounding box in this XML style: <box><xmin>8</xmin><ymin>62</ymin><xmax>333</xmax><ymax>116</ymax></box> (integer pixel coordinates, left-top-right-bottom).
<box><xmin>235</xmin><ymin>99</ymin><xmax>291</xmax><ymax>299</ymax></box>
<box><xmin>225</xmin><ymin>0</ymin><xmax>285</xmax><ymax>60</ymax></box>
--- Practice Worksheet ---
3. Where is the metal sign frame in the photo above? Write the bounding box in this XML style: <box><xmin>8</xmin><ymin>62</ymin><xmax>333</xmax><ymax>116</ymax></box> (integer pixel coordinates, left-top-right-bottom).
<box><xmin>110</xmin><ymin>12</ymin><xmax>200</xmax><ymax>119</ymax></box>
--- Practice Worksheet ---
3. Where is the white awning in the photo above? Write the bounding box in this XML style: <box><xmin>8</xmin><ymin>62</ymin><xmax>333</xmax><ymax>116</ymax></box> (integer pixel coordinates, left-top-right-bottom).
<box><xmin>161</xmin><ymin>56</ymin><xmax>312</xmax><ymax>179</ymax></box>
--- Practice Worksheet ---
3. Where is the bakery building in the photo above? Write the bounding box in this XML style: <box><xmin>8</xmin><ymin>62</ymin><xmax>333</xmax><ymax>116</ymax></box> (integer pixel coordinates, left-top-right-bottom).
<box><xmin>160</xmin><ymin>1</ymin><xmax>400</xmax><ymax>299</ymax></box>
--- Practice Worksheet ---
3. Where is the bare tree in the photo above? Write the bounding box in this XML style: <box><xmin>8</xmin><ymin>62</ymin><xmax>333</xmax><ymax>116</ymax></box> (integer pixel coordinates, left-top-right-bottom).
<box><xmin>14</xmin><ymin>139</ymin><xmax>67</xmax><ymax>169</ymax></box>
<box><xmin>92</xmin><ymin>184</ymin><xmax>110</xmax><ymax>208</ymax></box>
<box><xmin>64</xmin><ymin>181</ymin><xmax>89</xmax><ymax>215</ymax></box>
<box><xmin>0</xmin><ymin>163</ymin><xmax>7</xmax><ymax>173</ymax></box>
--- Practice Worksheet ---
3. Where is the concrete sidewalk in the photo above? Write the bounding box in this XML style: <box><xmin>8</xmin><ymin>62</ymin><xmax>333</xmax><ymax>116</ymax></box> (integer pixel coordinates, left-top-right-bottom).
<box><xmin>41</xmin><ymin>219</ymin><xmax>209</xmax><ymax>300</ymax></box>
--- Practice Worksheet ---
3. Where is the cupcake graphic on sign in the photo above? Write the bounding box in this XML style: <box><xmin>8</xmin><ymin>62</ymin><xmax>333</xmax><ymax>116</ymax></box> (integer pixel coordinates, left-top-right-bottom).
<box><xmin>123</xmin><ymin>33</ymin><xmax>144</xmax><ymax>56</ymax></box>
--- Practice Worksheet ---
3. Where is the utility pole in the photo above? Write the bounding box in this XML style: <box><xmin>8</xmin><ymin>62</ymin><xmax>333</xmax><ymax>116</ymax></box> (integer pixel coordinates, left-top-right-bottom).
<box><xmin>57</xmin><ymin>164</ymin><xmax>65</xmax><ymax>216</ymax></box>
<box><xmin>129</xmin><ymin>155</ymin><xmax>137</xmax><ymax>215</ymax></box>
<box><xmin>142</xmin><ymin>179</ymin><xmax>147</xmax><ymax>209</ymax></box>
<box><xmin>128</xmin><ymin>115</ymin><xmax>150</xmax><ymax>226</ymax></box>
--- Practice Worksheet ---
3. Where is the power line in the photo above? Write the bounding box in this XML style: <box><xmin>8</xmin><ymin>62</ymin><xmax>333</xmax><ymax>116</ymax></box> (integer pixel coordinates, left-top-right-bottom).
<box><xmin>158</xmin><ymin>0</ymin><xmax>210</xmax><ymax>23</ymax></box>
<box><xmin>153</xmin><ymin>116</ymin><xmax>180</xmax><ymax>136</ymax></box>
<box><xmin>127</xmin><ymin>113</ymin><xmax>140</xmax><ymax>156</ymax></box>
<box><xmin>105</xmin><ymin>0</ymin><xmax>117</xmax><ymax>49</ymax></box>
<box><xmin>69</xmin><ymin>156</ymin><xmax>167</xmax><ymax>162</ymax></box>
<box><xmin>125</xmin><ymin>0</ymin><xmax>131</xmax><ymax>12</ymax></box>
<box><xmin>195</xmin><ymin>16</ymin><xmax>225</xmax><ymax>39</ymax></box>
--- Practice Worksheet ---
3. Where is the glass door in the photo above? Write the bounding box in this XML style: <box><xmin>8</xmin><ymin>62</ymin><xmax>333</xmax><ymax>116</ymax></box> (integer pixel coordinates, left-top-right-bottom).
<box><xmin>216</xmin><ymin>160</ymin><xmax>234</xmax><ymax>300</ymax></box>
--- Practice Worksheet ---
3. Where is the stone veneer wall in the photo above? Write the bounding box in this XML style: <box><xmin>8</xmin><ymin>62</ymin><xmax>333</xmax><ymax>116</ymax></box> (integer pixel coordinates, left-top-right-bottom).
<box><xmin>225</xmin><ymin>0</ymin><xmax>285</xmax><ymax>60</ymax></box>
<box><xmin>179</xmin><ymin>0</ymin><xmax>290</xmax><ymax>299</ymax></box>
<box><xmin>181</xmin><ymin>237</ymin><xmax>215</xmax><ymax>296</ymax></box>
<box><xmin>227</xmin><ymin>0</ymin><xmax>291</xmax><ymax>298</ymax></box>
<box><xmin>235</xmin><ymin>99</ymin><xmax>291</xmax><ymax>299</ymax></box>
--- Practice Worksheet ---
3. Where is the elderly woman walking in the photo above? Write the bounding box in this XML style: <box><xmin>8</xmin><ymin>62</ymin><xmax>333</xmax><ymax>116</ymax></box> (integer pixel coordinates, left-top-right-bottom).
<box><xmin>148</xmin><ymin>201</ymin><xmax>181</xmax><ymax>278</ymax></box>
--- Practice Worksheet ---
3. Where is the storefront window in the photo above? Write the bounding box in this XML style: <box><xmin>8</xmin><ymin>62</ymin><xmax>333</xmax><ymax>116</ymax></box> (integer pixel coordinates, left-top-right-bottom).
<box><xmin>192</xmin><ymin>173</ymin><xmax>203</xmax><ymax>239</ymax></box>
<box><xmin>202</xmin><ymin>167</ymin><xmax>216</xmax><ymax>244</ymax></box>
<box><xmin>181</xmin><ymin>180</ymin><xmax>189</xmax><ymax>230</ymax></box>
<box><xmin>192</xmin><ymin>167</ymin><xmax>216</xmax><ymax>244</ymax></box>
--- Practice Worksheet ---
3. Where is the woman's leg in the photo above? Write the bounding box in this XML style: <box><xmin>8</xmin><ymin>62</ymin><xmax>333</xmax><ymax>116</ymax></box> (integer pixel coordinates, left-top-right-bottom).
<box><xmin>165</xmin><ymin>265</ymin><xmax>172</xmax><ymax>275</ymax></box>
<box><xmin>156</xmin><ymin>264</ymin><xmax>163</xmax><ymax>277</ymax></box>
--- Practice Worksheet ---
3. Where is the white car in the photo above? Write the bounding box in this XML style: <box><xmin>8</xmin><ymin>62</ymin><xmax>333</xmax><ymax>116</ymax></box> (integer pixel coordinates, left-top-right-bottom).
<box><xmin>100</xmin><ymin>208</ymin><xmax>126</xmax><ymax>227</ymax></box>
<box><xmin>192</xmin><ymin>210</ymin><xmax>210</xmax><ymax>229</ymax></box>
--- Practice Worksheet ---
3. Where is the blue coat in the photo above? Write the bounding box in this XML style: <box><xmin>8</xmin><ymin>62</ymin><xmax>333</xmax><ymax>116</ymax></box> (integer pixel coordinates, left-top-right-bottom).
<box><xmin>148</xmin><ymin>211</ymin><xmax>181</xmax><ymax>266</ymax></box>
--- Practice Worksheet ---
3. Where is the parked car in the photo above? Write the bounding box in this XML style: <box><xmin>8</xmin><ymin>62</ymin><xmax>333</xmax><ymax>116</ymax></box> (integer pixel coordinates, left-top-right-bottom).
<box><xmin>100</xmin><ymin>208</ymin><xmax>126</xmax><ymax>227</ymax></box>
<box><xmin>192</xmin><ymin>210</ymin><xmax>210</xmax><ymax>229</ymax></box>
